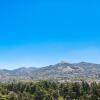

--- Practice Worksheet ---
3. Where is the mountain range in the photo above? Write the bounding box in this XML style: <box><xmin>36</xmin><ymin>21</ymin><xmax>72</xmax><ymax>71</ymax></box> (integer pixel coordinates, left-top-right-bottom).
<box><xmin>0</xmin><ymin>61</ymin><xmax>100</xmax><ymax>82</ymax></box>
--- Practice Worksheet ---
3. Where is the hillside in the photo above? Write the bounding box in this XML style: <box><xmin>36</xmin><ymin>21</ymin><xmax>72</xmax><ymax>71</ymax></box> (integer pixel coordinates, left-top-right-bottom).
<box><xmin>0</xmin><ymin>62</ymin><xmax>100</xmax><ymax>82</ymax></box>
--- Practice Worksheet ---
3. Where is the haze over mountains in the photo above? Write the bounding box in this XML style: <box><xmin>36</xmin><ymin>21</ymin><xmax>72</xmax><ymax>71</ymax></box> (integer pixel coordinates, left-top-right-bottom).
<box><xmin>0</xmin><ymin>61</ymin><xmax>100</xmax><ymax>82</ymax></box>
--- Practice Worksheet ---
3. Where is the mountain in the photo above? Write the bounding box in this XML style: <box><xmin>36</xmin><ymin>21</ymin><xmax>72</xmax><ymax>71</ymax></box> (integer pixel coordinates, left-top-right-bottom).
<box><xmin>0</xmin><ymin>62</ymin><xmax>100</xmax><ymax>82</ymax></box>
<box><xmin>0</xmin><ymin>67</ymin><xmax>37</xmax><ymax>82</ymax></box>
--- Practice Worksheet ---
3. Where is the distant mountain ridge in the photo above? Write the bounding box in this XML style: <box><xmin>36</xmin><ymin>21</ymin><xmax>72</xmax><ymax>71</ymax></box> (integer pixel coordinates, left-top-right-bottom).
<box><xmin>0</xmin><ymin>62</ymin><xmax>100</xmax><ymax>82</ymax></box>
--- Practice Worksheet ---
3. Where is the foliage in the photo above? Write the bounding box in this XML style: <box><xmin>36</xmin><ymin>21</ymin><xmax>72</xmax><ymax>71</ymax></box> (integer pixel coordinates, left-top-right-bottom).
<box><xmin>0</xmin><ymin>81</ymin><xmax>100</xmax><ymax>100</ymax></box>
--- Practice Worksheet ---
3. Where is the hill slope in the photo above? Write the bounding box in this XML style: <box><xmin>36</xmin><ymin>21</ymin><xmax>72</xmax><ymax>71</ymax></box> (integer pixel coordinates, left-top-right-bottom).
<box><xmin>0</xmin><ymin>62</ymin><xmax>100</xmax><ymax>82</ymax></box>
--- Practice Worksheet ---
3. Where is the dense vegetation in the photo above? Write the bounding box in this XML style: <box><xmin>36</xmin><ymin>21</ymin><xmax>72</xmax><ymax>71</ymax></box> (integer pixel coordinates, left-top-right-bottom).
<box><xmin>0</xmin><ymin>81</ymin><xmax>100</xmax><ymax>100</ymax></box>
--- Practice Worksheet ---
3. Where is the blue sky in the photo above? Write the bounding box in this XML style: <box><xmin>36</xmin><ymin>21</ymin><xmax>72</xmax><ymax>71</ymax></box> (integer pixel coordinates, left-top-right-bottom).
<box><xmin>0</xmin><ymin>0</ymin><xmax>100</xmax><ymax>69</ymax></box>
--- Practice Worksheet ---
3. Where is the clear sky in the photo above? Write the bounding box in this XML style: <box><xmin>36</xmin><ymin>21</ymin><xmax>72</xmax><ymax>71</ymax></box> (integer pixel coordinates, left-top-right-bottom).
<box><xmin>0</xmin><ymin>0</ymin><xmax>100</xmax><ymax>69</ymax></box>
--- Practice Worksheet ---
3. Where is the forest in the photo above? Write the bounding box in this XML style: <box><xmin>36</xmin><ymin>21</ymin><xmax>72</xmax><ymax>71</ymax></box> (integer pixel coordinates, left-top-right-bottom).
<box><xmin>0</xmin><ymin>81</ymin><xmax>100</xmax><ymax>100</ymax></box>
